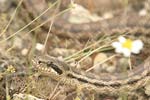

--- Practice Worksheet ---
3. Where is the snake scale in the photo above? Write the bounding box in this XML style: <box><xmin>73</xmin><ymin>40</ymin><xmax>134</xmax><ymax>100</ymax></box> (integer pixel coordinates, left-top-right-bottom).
<box><xmin>20</xmin><ymin>0</ymin><xmax>150</xmax><ymax>96</ymax></box>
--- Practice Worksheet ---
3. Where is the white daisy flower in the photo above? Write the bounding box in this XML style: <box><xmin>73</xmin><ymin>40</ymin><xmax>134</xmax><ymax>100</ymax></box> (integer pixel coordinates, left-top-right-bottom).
<box><xmin>112</xmin><ymin>36</ymin><xmax>144</xmax><ymax>57</ymax></box>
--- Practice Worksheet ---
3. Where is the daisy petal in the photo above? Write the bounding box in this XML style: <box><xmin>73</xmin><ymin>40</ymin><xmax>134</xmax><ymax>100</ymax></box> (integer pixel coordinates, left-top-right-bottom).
<box><xmin>131</xmin><ymin>40</ymin><xmax>143</xmax><ymax>54</ymax></box>
<box><xmin>111</xmin><ymin>42</ymin><xmax>121</xmax><ymax>48</ymax></box>
<box><xmin>122</xmin><ymin>48</ymin><xmax>131</xmax><ymax>57</ymax></box>
<box><xmin>115</xmin><ymin>47</ymin><xmax>123</xmax><ymax>53</ymax></box>
<box><xmin>132</xmin><ymin>40</ymin><xmax>144</xmax><ymax>49</ymax></box>
<box><xmin>132</xmin><ymin>49</ymin><xmax>140</xmax><ymax>54</ymax></box>
<box><xmin>118</xmin><ymin>36</ymin><xmax>126</xmax><ymax>43</ymax></box>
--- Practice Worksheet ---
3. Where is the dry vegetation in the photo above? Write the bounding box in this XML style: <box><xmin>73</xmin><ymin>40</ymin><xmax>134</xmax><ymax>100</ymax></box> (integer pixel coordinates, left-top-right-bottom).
<box><xmin>0</xmin><ymin>0</ymin><xmax>150</xmax><ymax>100</ymax></box>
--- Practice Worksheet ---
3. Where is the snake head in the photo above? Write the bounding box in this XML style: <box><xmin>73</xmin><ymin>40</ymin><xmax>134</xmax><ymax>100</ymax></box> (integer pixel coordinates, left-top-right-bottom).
<box><xmin>32</xmin><ymin>55</ymin><xmax>70</xmax><ymax>75</ymax></box>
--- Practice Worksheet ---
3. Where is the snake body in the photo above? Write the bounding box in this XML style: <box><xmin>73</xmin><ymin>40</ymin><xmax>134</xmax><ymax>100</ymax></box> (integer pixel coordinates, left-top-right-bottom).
<box><xmin>32</xmin><ymin>55</ymin><xmax>150</xmax><ymax>95</ymax></box>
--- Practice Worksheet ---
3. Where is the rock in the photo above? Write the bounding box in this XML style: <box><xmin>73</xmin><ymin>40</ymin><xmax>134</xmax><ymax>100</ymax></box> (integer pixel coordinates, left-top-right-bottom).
<box><xmin>21</xmin><ymin>48</ymin><xmax>28</xmax><ymax>56</ymax></box>
<box><xmin>13</xmin><ymin>36</ymin><xmax>23</xmax><ymax>49</ymax></box>
<box><xmin>78</xmin><ymin>56</ymin><xmax>92</xmax><ymax>70</ymax></box>
<box><xmin>36</xmin><ymin>43</ymin><xmax>44</xmax><ymax>51</ymax></box>
<box><xmin>94</xmin><ymin>53</ymin><xmax>108</xmax><ymax>65</ymax></box>
<box><xmin>139</xmin><ymin>9</ymin><xmax>147</xmax><ymax>16</ymax></box>
<box><xmin>117</xmin><ymin>57</ymin><xmax>129</xmax><ymax>71</ymax></box>
<box><xmin>93</xmin><ymin>53</ymin><xmax>117</xmax><ymax>73</ymax></box>
<box><xmin>102</xmin><ymin>12</ymin><xmax>113</xmax><ymax>19</ymax></box>
<box><xmin>50</xmin><ymin>48</ymin><xmax>76</xmax><ymax>57</ymax></box>
<box><xmin>145</xmin><ymin>84</ymin><xmax>150</xmax><ymax>96</ymax></box>
<box><xmin>13</xmin><ymin>93</ymin><xmax>44</xmax><ymax>100</ymax></box>
<box><xmin>93</xmin><ymin>53</ymin><xmax>108</xmax><ymax>73</ymax></box>
<box><xmin>65</xmin><ymin>3</ymin><xmax>101</xmax><ymax>24</ymax></box>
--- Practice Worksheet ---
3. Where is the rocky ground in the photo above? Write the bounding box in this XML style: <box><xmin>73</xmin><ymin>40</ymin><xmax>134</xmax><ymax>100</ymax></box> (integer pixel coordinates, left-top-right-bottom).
<box><xmin>0</xmin><ymin>0</ymin><xmax>150</xmax><ymax>100</ymax></box>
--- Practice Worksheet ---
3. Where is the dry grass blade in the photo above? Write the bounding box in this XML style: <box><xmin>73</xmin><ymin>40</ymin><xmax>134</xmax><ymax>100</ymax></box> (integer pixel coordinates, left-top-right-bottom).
<box><xmin>86</xmin><ymin>54</ymin><xmax>117</xmax><ymax>72</ymax></box>
<box><xmin>22</xmin><ymin>8</ymin><xmax>72</xmax><ymax>39</ymax></box>
<box><xmin>64</xmin><ymin>32</ymin><xmax>128</xmax><ymax>62</ymax></box>
<box><xmin>0</xmin><ymin>0</ymin><xmax>59</xmax><ymax>43</ymax></box>
<box><xmin>48</xmin><ymin>81</ymin><xmax>61</xmax><ymax>100</ymax></box>
<box><xmin>0</xmin><ymin>0</ymin><xmax>23</xmax><ymax>38</ymax></box>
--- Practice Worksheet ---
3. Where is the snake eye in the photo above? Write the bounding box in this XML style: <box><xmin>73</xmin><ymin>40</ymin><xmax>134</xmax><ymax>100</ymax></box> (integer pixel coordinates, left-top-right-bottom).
<box><xmin>38</xmin><ymin>61</ymin><xmax>41</xmax><ymax>64</ymax></box>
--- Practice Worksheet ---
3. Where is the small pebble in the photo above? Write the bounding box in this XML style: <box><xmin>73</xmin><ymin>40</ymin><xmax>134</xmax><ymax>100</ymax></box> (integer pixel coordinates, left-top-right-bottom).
<box><xmin>139</xmin><ymin>9</ymin><xmax>147</xmax><ymax>16</ymax></box>
<box><xmin>103</xmin><ymin>12</ymin><xmax>113</xmax><ymax>19</ymax></box>
<box><xmin>21</xmin><ymin>48</ymin><xmax>28</xmax><ymax>56</ymax></box>
<box><xmin>13</xmin><ymin>37</ymin><xmax>23</xmax><ymax>49</ymax></box>
<box><xmin>36</xmin><ymin>43</ymin><xmax>44</xmax><ymax>51</ymax></box>
<box><xmin>93</xmin><ymin>53</ymin><xmax>108</xmax><ymax>73</ymax></box>
<box><xmin>78</xmin><ymin>57</ymin><xmax>92</xmax><ymax>70</ymax></box>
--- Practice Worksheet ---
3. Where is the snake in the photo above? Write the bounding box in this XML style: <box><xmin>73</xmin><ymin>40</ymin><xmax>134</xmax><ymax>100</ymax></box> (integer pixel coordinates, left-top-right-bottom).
<box><xmin>19</xmin><ymin>0</ymin><xmax>150</xmax><ymax>97</ymax></box>
<box><xmin>32</xmin><ymin>54</ymin><xmax>150</xmax><ymax>96</ymax></box>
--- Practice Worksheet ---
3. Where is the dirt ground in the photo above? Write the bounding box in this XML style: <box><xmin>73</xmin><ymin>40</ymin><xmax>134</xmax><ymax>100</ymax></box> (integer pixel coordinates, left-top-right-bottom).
<box><xmin>0</xmin><ymin>0</ymin><xmax>150</xmax><ymax>100</ymax></box>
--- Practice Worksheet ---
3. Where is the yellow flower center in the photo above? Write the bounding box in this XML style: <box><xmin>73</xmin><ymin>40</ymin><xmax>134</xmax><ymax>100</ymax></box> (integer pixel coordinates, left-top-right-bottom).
<box><xmin>122</xmin><ymin>39</ymin><xmax>133</xmax><ymax>50</ymax></box>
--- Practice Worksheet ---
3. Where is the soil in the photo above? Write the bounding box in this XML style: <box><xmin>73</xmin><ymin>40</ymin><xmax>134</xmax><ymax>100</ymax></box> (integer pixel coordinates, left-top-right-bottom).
<box><xmin>0</xmin><ymin>0</ymin><xmax>150</xmax><ymax>100</ymax></box>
